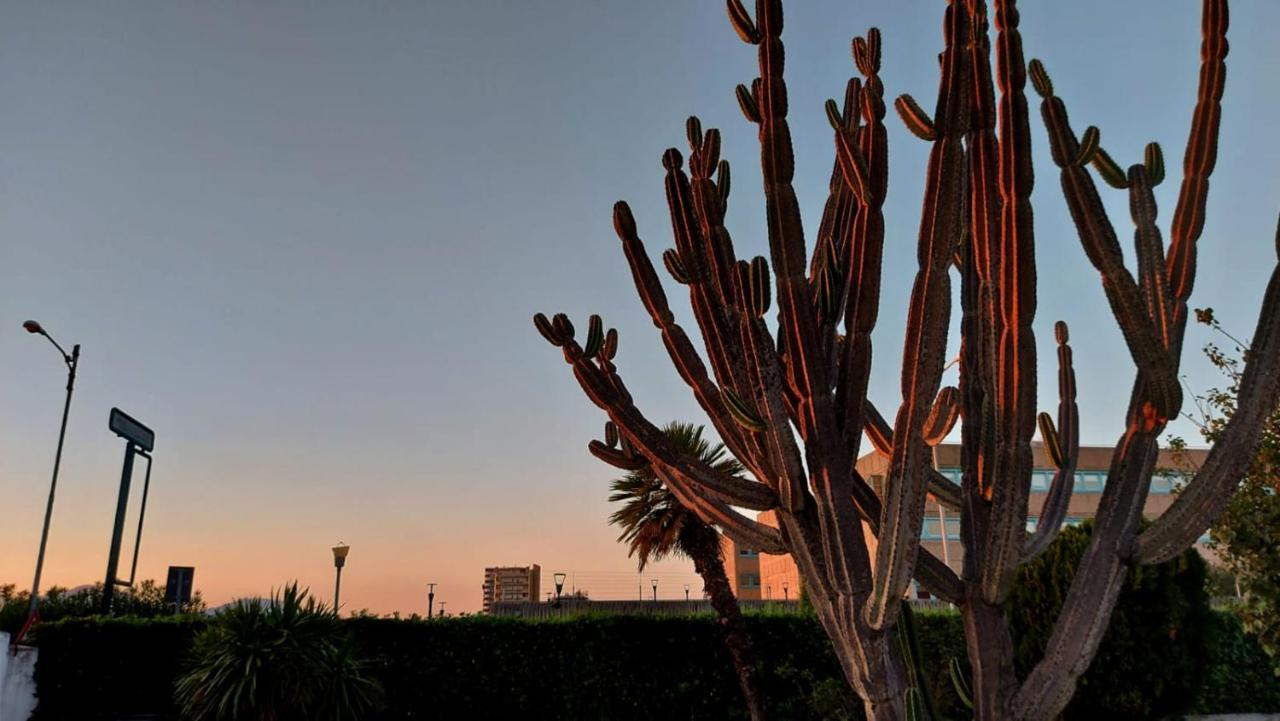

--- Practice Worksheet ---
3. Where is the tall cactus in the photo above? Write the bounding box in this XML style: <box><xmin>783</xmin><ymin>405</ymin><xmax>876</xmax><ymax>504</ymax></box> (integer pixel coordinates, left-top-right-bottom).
<box><xmin>534</xmin><ymin>1</ymin><xmax>1280</xmax><ymax>719</ymax></box>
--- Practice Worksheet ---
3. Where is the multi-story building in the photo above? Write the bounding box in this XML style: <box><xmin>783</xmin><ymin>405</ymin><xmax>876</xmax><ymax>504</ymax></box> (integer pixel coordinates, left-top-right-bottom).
<box><xmin>482</xmin><ymin>564</ymin><xmax>541</xmax><ymax>613</ymax></box>
<box><xmin>725</xmin><ymin>443</ymin><xmax>1210</xmax><ymax>600</ymax></box>
<box><xmin>721</xmin><ymin>536</ymin><xmax>762</xmax><ymax>600</ymax></box>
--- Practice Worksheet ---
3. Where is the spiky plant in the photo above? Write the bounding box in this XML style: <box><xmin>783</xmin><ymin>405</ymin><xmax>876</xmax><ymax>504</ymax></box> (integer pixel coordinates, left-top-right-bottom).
<box><xmin>535</xmin><ymin>0</ymin><xmax>1280</xmax><ymax>718</ymax></box>
<box><xmin>609</xmin><ymin>421</ymin><xmax>767</xmax><ymax>721</ymax></box>
<box><xmin>174</xmin><ymin>583</ymin><xmax>382</xmax><ymax>721</ymax></box>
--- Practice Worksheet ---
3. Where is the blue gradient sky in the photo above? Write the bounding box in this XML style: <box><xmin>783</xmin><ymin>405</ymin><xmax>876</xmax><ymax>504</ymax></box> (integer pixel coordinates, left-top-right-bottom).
<box><xmin>2</xmin><ymin>1</ymin><xmax>1278</xmax><ymax>614</ymax></box>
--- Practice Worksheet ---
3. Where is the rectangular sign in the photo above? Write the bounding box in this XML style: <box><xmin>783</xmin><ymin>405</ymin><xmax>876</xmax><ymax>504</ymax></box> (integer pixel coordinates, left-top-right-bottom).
<box><xmin>109</xmin><ymin>407</ymin><xmax>155</xmax><ymax>452</ymax></box>
<box><xmin>164</xmin><ymin>566</ymin><xmax>195</xmax><ymax>606</ymax></box>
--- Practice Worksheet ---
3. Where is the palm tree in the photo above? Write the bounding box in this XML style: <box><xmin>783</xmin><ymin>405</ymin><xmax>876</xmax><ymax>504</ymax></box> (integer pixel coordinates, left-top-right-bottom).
<box><xmin>609</xmin><ymin>421</ymin><xmax>766</xmax><ymax>721</ymax></box>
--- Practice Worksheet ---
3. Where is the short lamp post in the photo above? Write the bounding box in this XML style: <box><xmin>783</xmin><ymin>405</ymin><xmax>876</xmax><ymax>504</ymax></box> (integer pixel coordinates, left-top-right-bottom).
<box><xmin>553</xmin><ymin>572</ymin><xmax>566</xmax><ymax>604</ymax></box>
<box><xmin>650</xmin><ymin>578</ymin><xmax>658</xmax><ymax>602</ymax></box>
<box><xmin>427</xmin><ymin>582</ymin><xmax>435</xmax><ymax>618</ymax></box>
<box><xmin>783</xmin><ymin>581</ymin><xmax>790</xmax><ymax>601</ymax></box>
<box><xmin>331</xmin><ymin>543</ymin><xmax>349</xmax><ymax>612</ymax></box>
<box><xmin>18</xmin><ymin>320</ymin><xmax>80</xmax><ymax>644</ymax></box>
<box><xmin>684</xmin><ymin>583</ymin><xmax>690</xmax><ymax>602</ymax></box>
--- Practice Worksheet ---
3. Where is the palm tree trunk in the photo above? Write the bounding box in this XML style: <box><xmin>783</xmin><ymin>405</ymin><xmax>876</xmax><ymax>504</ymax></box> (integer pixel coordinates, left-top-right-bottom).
<box><xmin>684</xmin><ymin>525</ymin><xmax>766</xmax><ymax>721</ymax></box>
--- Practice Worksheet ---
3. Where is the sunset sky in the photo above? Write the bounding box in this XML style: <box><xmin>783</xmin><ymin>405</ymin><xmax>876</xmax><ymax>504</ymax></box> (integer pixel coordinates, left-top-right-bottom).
<box><xmin>3</xmin><ymin>1</ymin><xmax>1278</xmax><ymax>614</ymax></box>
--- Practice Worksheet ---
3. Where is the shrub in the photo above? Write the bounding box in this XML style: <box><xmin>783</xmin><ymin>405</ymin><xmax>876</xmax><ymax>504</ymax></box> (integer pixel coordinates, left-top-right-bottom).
<box><xmin>30</xmin><ymin>608</ymin><xmax>1278</xmax><ymax>720</ymax></box>
<box><xmin>174</xmin><ymin>584</ymin><xmax>382</xmax><ymax>721</ymax></box>
<box><xmin>1008</xmin><ymin>522</ymin><xmax>1213</xmax><ymax>720</ymax></box>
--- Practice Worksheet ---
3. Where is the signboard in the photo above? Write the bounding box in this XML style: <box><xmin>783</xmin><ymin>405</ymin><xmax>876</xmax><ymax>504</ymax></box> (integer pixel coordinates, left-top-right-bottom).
<box><xmin>109</xmin><ymin>407</ymin><xmax>155</xmax><ymax>452</ymax></box>
<box><xmin>164</xmin><ymin>566</ymin><xmax>195</xmax><ymax>607</ymax></box>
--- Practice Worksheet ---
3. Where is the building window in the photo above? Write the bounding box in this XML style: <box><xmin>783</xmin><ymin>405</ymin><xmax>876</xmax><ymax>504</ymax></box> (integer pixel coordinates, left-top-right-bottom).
<box><xmin>739</xmin><ymin>548</ymin><xmax>759</xmax><ymax>557</ymax></box>
<box><xmin>1026</xmin><ymin>517</ymin><xmax>1038</xmax><ymax>532</ymax></box>
<box><xmin>740</xmin><ymin>574</ymin><xmax>761</xmax><ymax>588</ymax></box>
<box><xmin>1031</xmin><ymin>470</ymin><xmax>1055</xmax><ymax>491</ymax></box>
<box><xmin>1073</xmin><ymin>472</ymin><xmax>1106</xmax><ymax>493</ymax></box>
<box><xmin>922</xmin><ymin>516</ymin><xmax>961</xmax><ymax>540</ymax></box>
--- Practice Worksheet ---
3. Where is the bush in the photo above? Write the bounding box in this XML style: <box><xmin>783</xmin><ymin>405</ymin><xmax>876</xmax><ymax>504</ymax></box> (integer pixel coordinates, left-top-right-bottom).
<box><xmin>1008</xmin><ymin>522</ymin><xmax>1213</xmax><ymax>720</ymax></box>
<box><xmin>1</xmin><ymin>580</ymin><xmax>205</xmax><ymax>635</ymax></box>
<box><xmin>29</xmin><ymin>608</ymin><xmax>1278</xmax><ymax>720</ymax></box>
<box><xmin>175</xmin><ymin>584</ymin><xmax>382</xmax><ymax>721</ymax></box>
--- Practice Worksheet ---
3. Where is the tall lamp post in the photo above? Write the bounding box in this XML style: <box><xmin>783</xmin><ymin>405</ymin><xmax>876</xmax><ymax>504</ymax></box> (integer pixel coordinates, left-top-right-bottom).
<box><xmin>332</xmin><ymin>543</ymin><xmax>349</xmax><ymax>612</ymax></box>
<box><xmin>427</xmin><ymin>582</ymin><xmax>436</xmax><ymax>618</ymax></box>
<box><xmin>553</xmin><ymin>572</ymin><xmax>566</xmax><ymax>605</ymax></box>
<box><xmin>18</xmin><ymin>320</ymin><xmax>79</xmax><ymax>644</ymax></box>
<box><xmin>650</xmin><ymin>578</ymin><xmax>658</xmax><ymax>602</ymax></box>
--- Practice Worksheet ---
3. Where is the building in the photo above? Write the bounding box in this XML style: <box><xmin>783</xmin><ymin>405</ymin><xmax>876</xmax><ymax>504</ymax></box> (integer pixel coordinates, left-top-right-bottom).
<box><xmin>482</xmin><ymin>565</ymin><xmax>541</xmax><ymax>613</ymax></box>
<box><xmin>724</xmin><ymin>443</ymin><xmax>1210</xmax><ymax>600</ymax></box>
<box><xmin>721</xmin><ymin>535</ymin><xmax>762</xmax><ymax>600</ymax></box>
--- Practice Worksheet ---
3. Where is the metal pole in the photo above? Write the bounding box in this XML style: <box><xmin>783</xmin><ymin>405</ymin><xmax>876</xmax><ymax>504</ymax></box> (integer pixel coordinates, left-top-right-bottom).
<box><xmin>101</xmin><ymin>443</ymin><xmax>137</xmax><ymax>614</ymax></box>
<box><xmin>23</xmin><ymin>344</ymin><xmax>79</xmax><ymax>632</ymax></box>
<box><xmin>428</xmin><ymin>583</ymin><xmax>436</xmax><ymax>618</ymax></box>
<box><xmin>334</xmin><ymin>566</ymin><xmax>343</xmax><ymax>612</ymax></box>
<box><xmin>127</xmin><ymin>452</ymin><xmax>154</xmax><ymax>588</ymax></box>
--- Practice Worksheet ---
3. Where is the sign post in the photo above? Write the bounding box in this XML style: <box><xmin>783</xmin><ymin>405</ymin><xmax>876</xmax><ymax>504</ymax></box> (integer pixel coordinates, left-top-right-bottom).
<box><xmin>101</xmin><ymin>408</ymin><xmax>155</xmax><ymax>615</ymax></box>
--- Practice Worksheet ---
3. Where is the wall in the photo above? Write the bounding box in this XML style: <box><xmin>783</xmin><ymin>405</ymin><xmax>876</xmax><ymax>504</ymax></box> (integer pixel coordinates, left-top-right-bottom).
<box><xmin>0</xmin><ymin>633</ymin><xmax>38</xmax><ymax>721</ymax></box>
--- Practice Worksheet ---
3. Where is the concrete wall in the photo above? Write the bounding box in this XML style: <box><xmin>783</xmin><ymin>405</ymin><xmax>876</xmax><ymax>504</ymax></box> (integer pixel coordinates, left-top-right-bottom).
<box><xmin>0</xmin><ymin>633</ymin><xmax>38</xmax><ymax>721</ymax></box>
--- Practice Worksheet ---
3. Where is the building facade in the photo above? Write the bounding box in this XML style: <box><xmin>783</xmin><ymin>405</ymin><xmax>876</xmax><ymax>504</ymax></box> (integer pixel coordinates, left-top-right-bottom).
<box><xmin>721</xmin><ymin>535</ymin><xmax>762</xmax><ymax>600</ymax></box>
<box><xmin>724</xmin><ymin>443</ymin><xmax>1209</xmax><ymax>600</ymax></box>
<box><xmin>482</xmin><ymin>564</ymin><xmax>541</xmax><ymax>613</ymax></box>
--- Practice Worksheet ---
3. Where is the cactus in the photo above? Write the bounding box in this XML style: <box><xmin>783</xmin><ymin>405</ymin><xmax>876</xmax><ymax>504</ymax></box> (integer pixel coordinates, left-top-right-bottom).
<box><xmin>535</xmin><ymin>1</ymin><xmax>1280</xmax><ymax>719</ymax></box>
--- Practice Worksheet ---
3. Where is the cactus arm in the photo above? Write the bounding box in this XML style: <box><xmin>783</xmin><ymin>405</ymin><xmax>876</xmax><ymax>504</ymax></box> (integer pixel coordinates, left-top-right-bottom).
<box><xmin>1021</xmin><ymin>322</ymin><xmax>1080</xmax><ymax>563</ymax></box>
<box><xmin>863</xmin><ymin>400</ymin><xmax>964</xmax><ymax>510</ymax></box>
<box><xmin>1166</xmin><ymin>0</ymin><xmax>1230</xmax><ymax>354</ymax></box>
<box><xmin>865</xmin><ymin>0</ymin><xmax>967</xmax><ymax>632</ymax></box>
<box><xmin>733</xmin><ymin>261</ymin><xmax>811</xmax><ymax>512</ymax></box>
<box><xmin>662</xmin><ymin>145</ymin><xmax>752</xmax><ymax>403</ymax></box>
<box><xmin>1128</xmin><ymin>163</ymin><xmax>1176</xmax><ymax>348</ymax></box>
<box><xmin>1013</xmin><ymin>432</ymin><xmax>1158</xmax><ymax>720</ymax></box>
<box><xmin>611</xmin><ymin>202</ymin><xmax>777</xmax><ymax>482</ymax></box>
<box><xmin>1136</xmin><ymin>238</ymin><xmax>1280</xmax><ymax>563</ymax></box>
<box><xmin>536</xmin><ymin>316</ymin><xmax>782</xmax><ymax>512</ymax></box>
<box><xmin>1032</xmin><ymin>66</ymin><xmax>1182</xmax><ymax>422</ymax></box>
<box><xmin>655</xmin><ymin>465</ymin><xmax>789</xmax><ymax>555</ymax></box>
<box><xmin>837</xmin><ymin>33</ymin><xmax>890</xmax><ymax>469</ymax></box>
<box><xmin>977</xmin><ymin>0</ymin><xmax>1042</xmax><ymax>604</ymax></box>
<box><xmin>849</xmin><ymin>469</ymin><xmax>964</xmax><ymax>604</ymax></box>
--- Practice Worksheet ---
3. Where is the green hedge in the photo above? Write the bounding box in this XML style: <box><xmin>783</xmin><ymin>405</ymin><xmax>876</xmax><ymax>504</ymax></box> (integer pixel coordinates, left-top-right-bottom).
<box><xmin>29</xmin><ymin>610</ymin><xmax>1279</xmax><ymax>721</ymax></box>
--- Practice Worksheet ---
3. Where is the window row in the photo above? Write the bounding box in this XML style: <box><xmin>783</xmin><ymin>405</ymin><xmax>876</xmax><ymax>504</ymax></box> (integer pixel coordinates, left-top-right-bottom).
<box><xmin>936</xmin><ymin>468</ymin><xmax>1188</xmax><ymax>494</ymax></box>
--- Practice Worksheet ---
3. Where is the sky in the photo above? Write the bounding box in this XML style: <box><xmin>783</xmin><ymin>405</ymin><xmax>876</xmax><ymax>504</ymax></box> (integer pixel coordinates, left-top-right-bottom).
<box><xmin>1</xmin><ymin>1</ymin><xmax>1278</xmax><ymax>615</ymax></box>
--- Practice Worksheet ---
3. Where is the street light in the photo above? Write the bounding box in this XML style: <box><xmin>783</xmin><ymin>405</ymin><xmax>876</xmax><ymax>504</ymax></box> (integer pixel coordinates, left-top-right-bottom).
<box><xmin>650</xmin><ymin>578</ymin><xmax>658</xmax><ymax>602</ymax></box>
<box><xmin>783</xmin><ymin>581</ymin><xmax>790</xmax><ymax>601</ymax></box>
<box><xmin>684</xmin><ymin>583</ymin><xmax>690</xmax><ymax>602</ymax></box>
<box><xmin>332</xmin><ymin>543</ymin><xmax>349</xmax><ymax>612</ymax></box>
<box><xmin>427</xmin><ymin>583</ymin><xmax>436</xmax><ymax>618</ymax></box>
<box><xmin>553</xmin><ymin>572</ymin><xmax>566</xmax><ymax>604</ymax></box>
<box><xmin>17</xmin><ymin>320</ymin><xmax>80</xmax><ymax>644</ymax></box>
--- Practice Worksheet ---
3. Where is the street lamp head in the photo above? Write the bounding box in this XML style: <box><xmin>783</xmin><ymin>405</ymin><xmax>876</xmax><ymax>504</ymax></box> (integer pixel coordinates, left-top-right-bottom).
<box><xmin>332</xmin><ymin>543</ymin><xmax>350</xmax><ymax>568</ymax></box>
<box><xmin>553</xmin><ymin>572</ymin><xmax>567</xmax><ymax>592</ymax></box>
<box><xmin>23</xmin><ymin>320</ymin><xmax>45</xmax><ymax>335</ymax></box>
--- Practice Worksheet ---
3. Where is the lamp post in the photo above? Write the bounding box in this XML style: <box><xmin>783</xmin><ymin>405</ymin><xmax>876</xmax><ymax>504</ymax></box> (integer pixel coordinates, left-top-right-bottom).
<box><xmin>18</xmin><ymin>321</ymin><xmax>79</xmax><ymax>644</ymax></box>
<box><xmin>427</xmin><ymin>582</ymin><xmax>436</xmax><ymax>618</ymax></box>
<box><xmin>650</xmin><ymin>578</ymin><xmax>658</xmax><ymax>602</ymax></box>
<box><xmin>553</xmin><ymin>572</ymin><xmax>566</xmax><ymax>604</ymax></box>
<box><xmin>684</xmin><ymin>583</ymin><xmax>690</xmax><ymax>602</ymax></box>
<box><xmin>783</xmin><ymin>581</ymin><xmax>789</xmax><ymax>601</ymax></box>
<box><xmin>331</xmin><ymin>543</ymin><xmax>349</xmax><ymax>612</ymax></box>
<box><xmin>438</xmin><ymin>601</ymin><xmax>447</xmax><ymax>617</ymax></box>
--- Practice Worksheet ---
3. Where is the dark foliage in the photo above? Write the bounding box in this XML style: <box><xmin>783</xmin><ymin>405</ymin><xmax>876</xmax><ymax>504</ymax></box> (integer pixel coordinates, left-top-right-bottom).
<box><xmin>28</xmin><ymin>610</ymin><xmax>1276</xmax><ymax>721</ymax></box>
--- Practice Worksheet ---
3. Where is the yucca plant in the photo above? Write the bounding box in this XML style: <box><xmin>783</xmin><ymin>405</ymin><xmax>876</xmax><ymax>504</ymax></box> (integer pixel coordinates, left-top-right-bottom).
<box><xmin>609</xmin><ymin>421</ymin><xmax>766</xmax><ymax>720</ymax></box>
<box><xmin>174</xmin><ymin>583</ymin><xmax>382</xmax><ymax>721</ymax></box>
